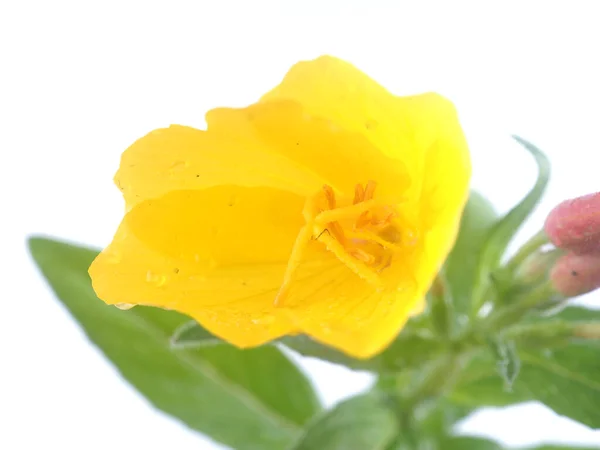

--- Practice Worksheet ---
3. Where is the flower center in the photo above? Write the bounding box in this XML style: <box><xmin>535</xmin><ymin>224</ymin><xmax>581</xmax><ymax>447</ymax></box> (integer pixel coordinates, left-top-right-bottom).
<box><xmin>275</xmin><ymin>181</ymin><xmax>408</xmax><ymax>306</ymax></box>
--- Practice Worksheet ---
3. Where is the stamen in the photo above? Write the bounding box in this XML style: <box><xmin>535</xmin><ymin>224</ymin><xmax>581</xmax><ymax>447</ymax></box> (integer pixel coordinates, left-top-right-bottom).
<box><xmin>354</xmin><ymin>211</ymin><xmax>371</xmax><ymax>229</ymax></box>
<box><xmin>317</xmin><ymin>232</ymin><xmax>385</xmax><ymax>289</ymax></box>
<box><xmin>315</xmin><ymin>199</ymin><xmax>379</xmax><ymax>225</ymax></box>
<box><xmin>276</xmin><ymin>180</ymin><xmax>404</xmax><ymax>303</ymax></box>
<box><xmin>274</xmin><ymin>222</ymin><xmax>313</xmax><ymax>306</ymax></box>
<box><xmin>322</xmin><ymin>185</ymin><xmax>336</xmax><ymax>209</ymax></box>
<box><xmin>275</xmin><ymin>196</ymin><xmax>320</xmax><ymax>306</ymax></box>
<box><xmin>349</xmin><ymin>248</ymin><xmax>377</xmax><ymax>264</ymax></box>
<box><xmin>328</xmin><ymin>221</ymin><xmax>347</xmax><ymax>246</ymax></box>
<box><xmin>363</xmin><ymin>180</ymin><xmax>377</xmax><ymax>201</ymax></box>
<box><xmin>353</xmin><ymin>183</ymin><xmax>365</xmax><ymax>204</ymax></box>
<box><xmin>346</xmin><ymin>229</ymin><xmax>401</xmax><ymax>250</ymax></box>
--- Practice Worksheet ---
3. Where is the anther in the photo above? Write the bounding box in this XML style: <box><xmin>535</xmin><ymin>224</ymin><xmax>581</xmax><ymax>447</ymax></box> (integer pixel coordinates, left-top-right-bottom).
<box><xmin>322</xmin><ymin>185</ymin><xmax>336</xmax><ymax>209</ymax></box>
<box><xmin>363</xmin><ymin>180</ymin><xmax>377</xmax><ymax>201</ymax></box>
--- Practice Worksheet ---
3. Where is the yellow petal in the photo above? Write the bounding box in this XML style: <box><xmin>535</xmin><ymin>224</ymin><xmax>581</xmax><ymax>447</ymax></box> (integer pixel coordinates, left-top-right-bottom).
<box><xmin>206</xmin><ymin>100</ymin><xmax>410</xmax><ymax>201</ymax></box>
<box><xmin>91</xmin><ymin>55</ymin><xmax>472</xmax><ymax>359</ymax></box>
<box><xmin>261</xmin><ymin>55</ymin><xmax>414</xmax><ymax>164</ymax></box>
<box><xmin>261</xmin><ymin>55</ymin><xmax>470</xmax><ymax>207</ymax></box>
<box><xmin>90</xmin><ymin>185</ymin><xmax>313</xmax><ymax>346</ymax></box>
<box><xmin>280</xmin><ymin>244</ymin><xmax>424</xmax><ymax>358</ymax></box>
<box><xmin>401</xmin><ymin>94</ymin><xmax>472</xmax><ymax>287</ymax></box>
<box><xmin>115</xmin><ymin>125</ymin><xmax>324</xmax><ymax>210</ymax></box>
<box><xmin>256</xmin><ymin>56</ymin><xmax>471</xmax><ymax>352</ymax></box>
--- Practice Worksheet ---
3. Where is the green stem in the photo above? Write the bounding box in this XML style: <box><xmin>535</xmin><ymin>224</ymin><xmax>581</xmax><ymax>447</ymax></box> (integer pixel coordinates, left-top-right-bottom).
<box><xmin>503</xmin><ymin>229</ymin><xmax>550</xmax><ymax>274</ymax></box>
<box><xmin>483</xmin><ymin>281</ymin><xmax>556</xmax><ymax>331</ymax></box>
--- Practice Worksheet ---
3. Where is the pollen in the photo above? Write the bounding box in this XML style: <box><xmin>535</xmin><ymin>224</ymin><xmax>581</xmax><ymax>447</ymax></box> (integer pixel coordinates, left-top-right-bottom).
<box><xmin>274</xmin><ymin>181</ymin><xmax>408</xmax><ymax>306</ymax></box>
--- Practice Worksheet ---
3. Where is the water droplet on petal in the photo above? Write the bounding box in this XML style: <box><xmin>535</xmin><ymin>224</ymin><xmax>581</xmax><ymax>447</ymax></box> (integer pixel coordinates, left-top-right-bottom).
<box><xmin>146</xmin><ymin>270</ymin><xmax>168</xmax><ymax>287</ymax></box>
<box><xmin>170</xmin><ymin>160</ymin><xmax>189</xmax><ymax>171</ymax></box>
<box><xmin>115</xmin><ymin>303</ymin><xmax>135</xmax><ymax>310</ymax></box>
<box><xmin>320</xmin><ymin>324</ymin><xmax>332</xmax><ymax>335</ymax></box>
<box><xmin>105</xmin><ymin>250</ymin><xmax>121</xmax><ymax>264</ymax></box>
<box><xmin>251</xmin><ymin>315</ymin><xmax>275</xmax><ymax>325</ymax></box>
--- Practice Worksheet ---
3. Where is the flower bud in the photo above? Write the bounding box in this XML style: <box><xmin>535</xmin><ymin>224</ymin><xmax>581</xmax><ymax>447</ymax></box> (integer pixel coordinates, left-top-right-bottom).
<box><xmin>550</xmin><ymin>252</ymin><xmax>600</xmax><ymax>297</ymax></box>
<box><xmin>545</xmin><ymin>192</ymin><xmax>600</xmax><ymax>254</ymax></box>
<box><xmin>515</xmin><ymin>249</ymin><xmax>562</xmax><ymax>285</ymax></box>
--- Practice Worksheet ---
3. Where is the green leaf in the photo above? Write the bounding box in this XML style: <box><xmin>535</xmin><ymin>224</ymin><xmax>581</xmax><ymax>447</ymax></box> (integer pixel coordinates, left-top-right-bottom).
<box><xmin>439</xmin><ymin>436</ymin><xmax>503</xmax><ymax>450</ymax></box>
<box><xmin>172</xmin><ymin>319</ymin><xmax>444</xmax><ymax>375</ymax></box>
<box><xmin>290</xmin><ymin>393</ymin><xmax>397</xmax><ymax>450</ymax></box>
<box><xmin>28</xmin><ymin>236</ymin><xmax>321</xmax><ymax>450</ymax></box>
<box><xmin>472</xmin><ymin>136</ymin><xmax>551</xmax><ymax>310</ymax></box>
<box><xmin>428</xmin><ymin>271</ymin><xmax>455</xmax><ymax>338</ymax></box>
<box><xmin>419</xmin><ymin>400</ymin><xmax>475</xmax><ymax>436</ymax></box>
<box><xmin>450</xmin><ymin>308</ymin><xmax>600</xmax><ymax>429</ymax></box>
<box><xmin>525</xmin><ymin>446</ymin><xmax>600</xmax><ymax>450</ymax></box>
<box><xmin>445</xmin><ymin>191</ymin><xmax>498</xmax><ymax>313</ymax></box>
<box><xmin>171</xmin><ymin>320</ymin><xmax>221</xmax><ymax>348</ymax></box>
<box><xmin>283</xmin><ymin>329</ymin><xmax>444</xmax><ymax>374</ymax></box>
<box><xmin>435</xmin><ymin>435</ymin><xmax>600</xmax><ymax>449</ymax></box>
<box><xmin>438</xmin><ymin>437</ymin><xmax>600</xmax><ymax>450</ymax></box>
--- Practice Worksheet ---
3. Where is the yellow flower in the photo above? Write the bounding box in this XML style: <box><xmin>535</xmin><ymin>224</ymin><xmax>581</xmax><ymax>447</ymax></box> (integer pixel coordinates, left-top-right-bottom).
<box><xmin>89</xmin><ymin>56</ymin><xmax>471</xmax><ymax>358</ymax></box>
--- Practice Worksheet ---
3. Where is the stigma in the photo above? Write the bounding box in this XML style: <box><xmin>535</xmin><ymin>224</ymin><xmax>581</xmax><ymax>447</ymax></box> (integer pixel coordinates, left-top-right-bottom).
<box><xmin>275</xmin><ymin>181</ymin><xmax>410</xmax><ymax>306</ymax></box>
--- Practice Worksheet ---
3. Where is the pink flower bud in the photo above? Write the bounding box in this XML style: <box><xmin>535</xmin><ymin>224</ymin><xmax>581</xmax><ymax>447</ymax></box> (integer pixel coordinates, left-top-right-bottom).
<box><xmin>545</xmin><ymin>192</ymin><xmax>600</xmax><ymax>254</ymax></box>
<box><xmin>550</xmin><ymin>252</ymin><xmax>600</xmax><ymax>297</ymax></box>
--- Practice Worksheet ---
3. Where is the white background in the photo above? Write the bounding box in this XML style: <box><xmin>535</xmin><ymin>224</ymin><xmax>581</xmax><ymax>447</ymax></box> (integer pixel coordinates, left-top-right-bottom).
<box><xmin>2</xmin><ymin>1</ymin><xmax>600</xmax><ymax>449</ymax></box>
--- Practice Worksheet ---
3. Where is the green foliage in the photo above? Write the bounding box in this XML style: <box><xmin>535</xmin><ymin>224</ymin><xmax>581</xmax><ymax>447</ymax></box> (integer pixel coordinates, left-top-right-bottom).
<box><xmin>172</xmin><ymin>318</ymin><xmax>445</xmax><ymax>374</ymax></box>
<box><xmin>289</xmin><ymin>393</ymin><xmax>397</xmax><ymax>450</ymax></box>
<box><xmin>28</xmin><ymin>237</ymin><xmax>321</xmax><ymax>450</ymax></box>
<box><xmin>471</xmin><ymin>136</ymin><xmax>551</xmax><ymax>311</ymax></box>
<box><xmin>445</xmin><ymin>190</ymin><xmax>498</xmax><ymax>313</ymax></box>
<box><xmin>451</xmin><ymin>307</ymin><xmax>600</xmax><ymax>429</ymax></box>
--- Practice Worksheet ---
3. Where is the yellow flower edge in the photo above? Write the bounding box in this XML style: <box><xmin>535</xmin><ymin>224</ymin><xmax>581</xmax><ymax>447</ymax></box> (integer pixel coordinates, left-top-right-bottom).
<box><xmin>89</xmin><ymin>55</ymin><xmax>471</xmax><ymax>359</ymax></box>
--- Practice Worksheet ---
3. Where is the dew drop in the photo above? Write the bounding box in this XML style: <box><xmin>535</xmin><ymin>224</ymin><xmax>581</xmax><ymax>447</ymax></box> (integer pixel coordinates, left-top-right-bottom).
<box><xmin>115</xmin><ymin>303</ymin><xmax>135</xmax><ymax>310</ymax></box>
<box><xmin>105</xmin><ymin>251</ymin><xmax>121</xmax><ymax>265</ymax></box>
<box><xmin>170</xmin><ymin>160</ymin><xmax>190</xmax><ymax>171</ymax></box>
<box><xmin>327</xmin><ymin>121</ymin><xmax>340</xmax><ymax>132</ymax></box>
<box><xmin>146</xmin><ymin>270</ymin><xmax>168</xmax><ymax>287</ymax></box>
<box><xmin>320</xmin><ymin>324</ymin><xmax>332</xmax><ymax>335</ymax></box>
<box><xmin>251</xmin><ymin>315</ymin><xmax>275</xmax><ymax>325</ymax></box>
<box><xmin>208</xmin><ymin>258</ymin><xmax>219</xmax><ymax>269</ymax></box>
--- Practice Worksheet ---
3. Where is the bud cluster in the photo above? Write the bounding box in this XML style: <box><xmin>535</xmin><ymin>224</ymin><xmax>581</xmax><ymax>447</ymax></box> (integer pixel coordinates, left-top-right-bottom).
<box><xmin>545</xmin><ymin>192</ymin><xmax>600</xmax><ymax>297</ymax></box>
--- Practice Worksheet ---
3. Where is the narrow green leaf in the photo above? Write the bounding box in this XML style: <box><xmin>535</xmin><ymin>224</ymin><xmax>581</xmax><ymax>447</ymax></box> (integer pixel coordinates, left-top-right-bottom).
<box><xmin>290</xmin><ymin>393</ymin><xmax>397</xmax><ymax>450</ymax></box>
<box><xmin>445</xmin><ymin>191</ymin><xmax>498</xmax><ymax>313</ymax></box>
<box><xmin>28</xmin><ymin>236</ymin><xmax>321</xmax><ymax>450</ymax></box>
<box><xmin>450</xmin><ymin>308</ymin><xmax>600</xmax><ymax>428</ymax></box>
<box><xmin>472</xmin><ymin>136</ymin><xmax>551</xmax><ymax>310</ymax></box>
<box><xmin>486</xmin><ymin>338</ymin><xmax>520</xmax><ymax>390</ymax></box>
